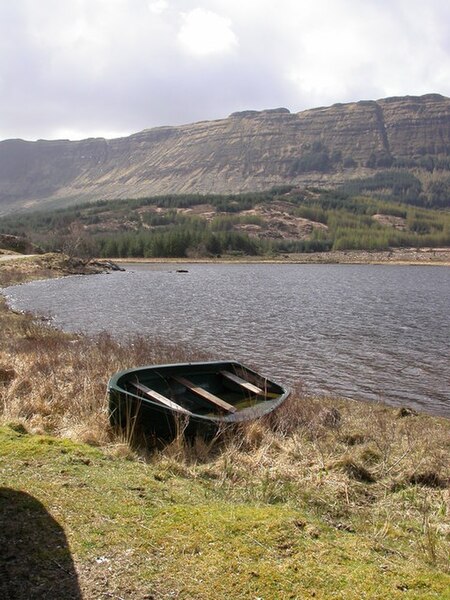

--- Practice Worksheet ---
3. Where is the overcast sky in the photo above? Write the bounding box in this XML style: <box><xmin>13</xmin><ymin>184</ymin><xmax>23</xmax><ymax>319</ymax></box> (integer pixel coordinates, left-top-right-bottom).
<box><xmin>2</xmin><ymin>0</ymin><xmax>450</xmax><ymax>141</ymax></box>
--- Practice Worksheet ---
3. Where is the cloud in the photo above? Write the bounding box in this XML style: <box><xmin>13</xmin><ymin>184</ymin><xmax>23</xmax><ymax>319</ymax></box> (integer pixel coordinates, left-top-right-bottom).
<box><xmin>148</xmin><ymin>0</ymin><xmax>168</xmax><ymax>15</ymax></box>
<box><xmin>178</xmin><ymin>8</ymin><xmax>238</xmax><ymax>57</ymax></box>
<box><xmin>1</xmin><ymin>0</ymin><xmax>450</xmax><ymax>140</ymax></box>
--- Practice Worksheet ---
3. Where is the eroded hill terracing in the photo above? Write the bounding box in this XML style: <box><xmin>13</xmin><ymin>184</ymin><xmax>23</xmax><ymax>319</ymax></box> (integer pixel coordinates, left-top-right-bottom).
<box><xmin>2</xmin><ymin>94</ymin><xmax>450</xmax><ymax>214</ymax></box>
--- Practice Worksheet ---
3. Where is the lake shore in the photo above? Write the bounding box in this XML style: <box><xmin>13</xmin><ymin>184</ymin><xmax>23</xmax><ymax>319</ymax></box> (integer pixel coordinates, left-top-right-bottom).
<box><xmin>1</xmin><ymin>252</ymin><xmax>449</xmax><ymax>599</ymax></box>
<box><xmin>113</xmin><ymin>246</ymin><xmax>450</xmax><ymax>266</ymax></box>
<box><xmin>1</xmin><ymin>247</ymin><xmax>450</xmax><ymax>272</ymax></box>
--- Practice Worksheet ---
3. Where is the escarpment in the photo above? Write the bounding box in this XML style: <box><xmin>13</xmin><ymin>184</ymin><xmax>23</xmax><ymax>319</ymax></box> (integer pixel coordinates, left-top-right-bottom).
<box><xmin>1</xmin><ymin>94</ymin><xmax>450</xmax><ymax>214</ymax></box>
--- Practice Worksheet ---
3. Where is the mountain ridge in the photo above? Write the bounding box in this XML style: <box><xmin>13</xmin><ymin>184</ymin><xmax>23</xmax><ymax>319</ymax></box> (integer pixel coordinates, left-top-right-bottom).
<box><xmin>1</xmin><ymin>93</ymin><xmax>450</xmax><ymax>215</ymax></box>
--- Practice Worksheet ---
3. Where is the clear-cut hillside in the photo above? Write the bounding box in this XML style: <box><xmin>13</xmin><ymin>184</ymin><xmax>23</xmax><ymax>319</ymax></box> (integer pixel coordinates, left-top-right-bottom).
<box><xmin>1</xmin><ymin>94</ymin><xmax>450</xmax><ymax>214</ymax></box>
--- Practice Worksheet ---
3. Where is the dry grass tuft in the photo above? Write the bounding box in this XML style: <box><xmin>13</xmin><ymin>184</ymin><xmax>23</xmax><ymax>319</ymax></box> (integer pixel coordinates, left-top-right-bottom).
<box><xmin>105</xmin><ymin>441</ymin><xmax>142</xmax><ymax>461</ymax></box>
<box><xmin>408</xmin><ymin>471</ymin><xmax>449</xmax><ymax>489</ymax></box>
<box><xmin>3</xmin><ymin>420</ymin><xmax>29</xmax><ymax>435</ymax></box>
<box><xmin>333</xmin><ymin>455</ymin><xmax>377</xmax><ymax>483</ymax></box>
<box><xmin>264</xmin><ymin>384</ymin><xmax>323</xmax><ymax>435</ymax></box>
<box><xmin>237</xmin><ymin>420</ymin><xmax>267</xmax><ymax>450</ymax></box>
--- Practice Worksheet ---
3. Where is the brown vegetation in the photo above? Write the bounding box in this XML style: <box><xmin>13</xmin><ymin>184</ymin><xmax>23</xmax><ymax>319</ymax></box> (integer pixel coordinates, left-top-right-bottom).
<box><xmin>0</xmin><ymin>251</ymin><xmax>115</xmax><ymax>286</ymax></box>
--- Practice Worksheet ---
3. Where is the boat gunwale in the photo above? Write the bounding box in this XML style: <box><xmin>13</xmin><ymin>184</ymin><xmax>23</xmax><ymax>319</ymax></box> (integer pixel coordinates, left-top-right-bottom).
<box><xmin>107</xmin><ymin>360</ymin><xmax>290</xmax><ymax>423</ymax></box>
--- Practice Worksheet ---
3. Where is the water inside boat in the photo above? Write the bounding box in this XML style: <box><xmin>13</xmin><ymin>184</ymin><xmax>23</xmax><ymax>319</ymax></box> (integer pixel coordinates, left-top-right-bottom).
<box><xmin>108</xmin><ymin>361</ymin><xmax>290</xmax><ymax>439</ymax></box>
<box><xmin>123</xmin><ymin>367</ymin><xmax>279</xmax><ymax>416</ymax></box>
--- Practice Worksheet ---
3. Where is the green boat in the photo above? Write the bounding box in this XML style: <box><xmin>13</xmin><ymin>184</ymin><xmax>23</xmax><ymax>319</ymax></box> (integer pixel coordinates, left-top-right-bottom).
<box><xmin>108</xmin><ymin>360</ymin><xmax>290</xmax><ymax>439</ymax></box>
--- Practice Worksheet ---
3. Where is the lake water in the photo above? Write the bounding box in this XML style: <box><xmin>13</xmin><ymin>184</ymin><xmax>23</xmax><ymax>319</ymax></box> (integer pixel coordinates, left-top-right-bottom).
<box><xmin>3</xmin><ymin>263</ymin><xmax>450</xmax><ymax>417</ymax></box>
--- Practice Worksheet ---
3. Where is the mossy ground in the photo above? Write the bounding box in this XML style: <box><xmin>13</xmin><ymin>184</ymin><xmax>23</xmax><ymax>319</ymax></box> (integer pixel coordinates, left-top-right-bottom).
<box><xmin>1</xmin><ymin>425</ymin><xmax>449</xmax><ymax>599</ymax></box>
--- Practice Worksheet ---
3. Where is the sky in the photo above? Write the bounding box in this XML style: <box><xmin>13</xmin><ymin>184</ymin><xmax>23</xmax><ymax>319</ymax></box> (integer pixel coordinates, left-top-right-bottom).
<box><xmin>1</xmin><ymin>0</ymin><xmax>450</xmax><ymax>141</ymax></box>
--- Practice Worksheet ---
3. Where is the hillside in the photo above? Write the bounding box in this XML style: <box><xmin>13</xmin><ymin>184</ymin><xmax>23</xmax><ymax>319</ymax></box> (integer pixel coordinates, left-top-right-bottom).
<box><xmin>2</xmin><ymin>187</ymin><xmax>450</xmax><ymax>258</ymax></box>
<box><xmin>2</xmin><ymin>94</ymin><xmax>450</xmax><ymax>215</ymax></box>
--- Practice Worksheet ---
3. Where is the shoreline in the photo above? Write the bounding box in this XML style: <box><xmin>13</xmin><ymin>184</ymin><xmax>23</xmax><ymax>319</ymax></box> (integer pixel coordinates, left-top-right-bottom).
<box><xmin>1</xmin><ymin>251</ymin><xmax>449</xmax><ymax>420</ymax></box>
<box><xmin>112</xmin><ymin>246</ymin><xmax>450</xmax><ymax>266</ymax></box>
<box><xmin>1</xmin><ymin>247</ymin><xmax>450</xmax><ymax>271</ymax></box>
<box><xmin>1</xmin><ymin>251</ymin><xmax>449</xmax><ymax>598</ymax></box>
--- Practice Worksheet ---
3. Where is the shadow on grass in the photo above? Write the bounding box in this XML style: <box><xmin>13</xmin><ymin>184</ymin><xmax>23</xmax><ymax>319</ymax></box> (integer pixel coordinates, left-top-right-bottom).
<box><xmin>0</xmin><ymin>488</ymin><xmax>82</xmax><ymax>599</ymax></box>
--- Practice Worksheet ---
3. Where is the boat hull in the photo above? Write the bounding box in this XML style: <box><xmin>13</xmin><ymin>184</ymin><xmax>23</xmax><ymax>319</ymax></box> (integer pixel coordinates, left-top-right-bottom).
<box><xmin>107</xmin><ymin>360</ymin><xmax>290</xmax><ymax>441</ymax></box>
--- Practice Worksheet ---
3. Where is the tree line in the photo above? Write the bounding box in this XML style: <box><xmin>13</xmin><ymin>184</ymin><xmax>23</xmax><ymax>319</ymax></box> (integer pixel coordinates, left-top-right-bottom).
<box><xmin>1</xmin><ymin>185</ymin><xmax>449</xmax><ymax>257</ymax></box>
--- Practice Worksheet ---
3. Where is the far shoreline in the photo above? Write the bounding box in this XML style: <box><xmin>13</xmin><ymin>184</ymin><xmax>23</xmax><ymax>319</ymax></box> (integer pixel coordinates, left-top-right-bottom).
<box><xmin>111</xmin><ymin>246</ymin><xmax>450</xmax><ymax>267</ymax></box>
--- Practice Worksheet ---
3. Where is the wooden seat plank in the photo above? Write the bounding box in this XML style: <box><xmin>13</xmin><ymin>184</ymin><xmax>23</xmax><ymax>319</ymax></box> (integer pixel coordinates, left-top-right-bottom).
<box><xmin>172</xmin><ymin>376</ymin><xmax>236</xmax><ymax>414</ymax></box>
<box><xmin>130</xmin><ymin>381</ymin><xmax>192</xmax><ymax>415</ymax></box>
<box><xmin>220</xmin><ymin>370</ymin><xmax>265</xmax><ymax>395</ymax></box>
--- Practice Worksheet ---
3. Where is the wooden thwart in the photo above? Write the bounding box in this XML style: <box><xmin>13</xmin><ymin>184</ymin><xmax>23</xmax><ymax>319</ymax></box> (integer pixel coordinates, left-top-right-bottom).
<box><xmin>173</xmin><ymin>376</ymin><xmax>236</xmax><ymax>413</ymax></box>
<box><xmin>130</xmin><ymin>381</ymin><xmax>192</xmax><ymax>415</ymax></box>
<box><xmin>220</xmin><ymin>370</ymin><xmax>265</xmax><ymax>396</ymax></box>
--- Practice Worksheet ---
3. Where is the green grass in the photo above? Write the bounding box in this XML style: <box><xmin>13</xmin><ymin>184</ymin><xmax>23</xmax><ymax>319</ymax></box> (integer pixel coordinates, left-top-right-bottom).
<box><xmin>1</xmin><ymin>425</ymin><xmax>448</xmax><ymax>599</ymax></box>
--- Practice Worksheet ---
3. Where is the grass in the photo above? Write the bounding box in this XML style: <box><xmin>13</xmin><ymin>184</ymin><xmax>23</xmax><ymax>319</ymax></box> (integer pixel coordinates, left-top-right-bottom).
<box><xmin>1</xmin><ymin>421</ymin><xmax>449</xmax><ymax>599</ymax></box>
<box><xmin>1</xmin><ymin>417</ymin><xmax>449</xmax><ymax>599</ymax></box>
<box><xmin>1</xmin><ymin>254</ymin><xmax>449</xmax><ymax>599</ymax></box>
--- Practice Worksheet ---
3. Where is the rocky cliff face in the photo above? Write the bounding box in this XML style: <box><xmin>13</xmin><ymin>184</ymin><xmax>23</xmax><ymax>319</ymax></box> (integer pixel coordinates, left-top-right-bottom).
<box><xmin>1</xmin><ymin>94</ymin><xmax>450</xmax><ymax>214</ymax></box>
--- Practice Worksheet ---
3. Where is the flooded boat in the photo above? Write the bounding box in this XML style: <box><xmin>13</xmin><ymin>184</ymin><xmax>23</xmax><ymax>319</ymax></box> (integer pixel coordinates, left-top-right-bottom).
<box><xmin>108</xmin><ymin>360</ymin><xmax>290</xmax><ymax>439</ymax></box>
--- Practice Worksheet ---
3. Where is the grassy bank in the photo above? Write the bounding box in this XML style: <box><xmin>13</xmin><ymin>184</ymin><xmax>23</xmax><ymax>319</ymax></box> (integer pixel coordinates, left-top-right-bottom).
<box><xmin>1</xmin><ymin>254</ymin><xmax>449</xmax><ymax>599</ymax></box>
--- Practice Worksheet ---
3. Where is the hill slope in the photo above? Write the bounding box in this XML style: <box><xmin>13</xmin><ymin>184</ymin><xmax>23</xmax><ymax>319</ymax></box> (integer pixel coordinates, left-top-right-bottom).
<box><xmin>2</xmin><ymin>94</ymin><xmax>450</xmax><ymax>214</ymax></box>
<box><xmin>2</xmin><ymin>189</ymin><xmax>450</xmax><ymax>257</ymax></box>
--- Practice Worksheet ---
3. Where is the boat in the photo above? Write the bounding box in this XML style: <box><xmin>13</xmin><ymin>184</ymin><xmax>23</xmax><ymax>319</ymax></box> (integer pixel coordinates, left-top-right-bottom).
<box><xmin>108</xmin><ymin>360</ymin><xmax>290</xmax><ymax>440</ymax></box>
